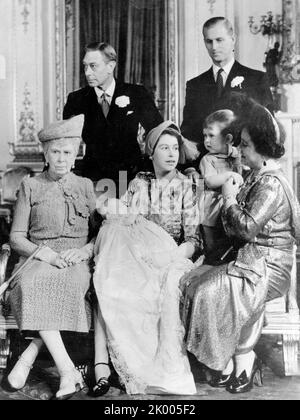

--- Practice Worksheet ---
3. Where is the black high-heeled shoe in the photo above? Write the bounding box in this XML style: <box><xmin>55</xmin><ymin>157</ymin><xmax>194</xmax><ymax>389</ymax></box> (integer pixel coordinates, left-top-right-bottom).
<box><xmin>208</xmin><ymin>371</ymin><xmax>235</xmax><ymax>388</ymax></box>
<box><xmin>91</xmin><ymin>362</ymin><xmax>111</xmax><ymax>398</ymax></box>
<box><xmin>226</xmin><ymin>357</ymin><xmax>263</xmax><ymax>394</ymax></box>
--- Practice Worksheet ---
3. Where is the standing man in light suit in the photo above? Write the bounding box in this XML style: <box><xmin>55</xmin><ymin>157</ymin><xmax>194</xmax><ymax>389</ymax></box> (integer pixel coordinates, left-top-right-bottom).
<box><xmin>181</xmin><ymin>17</ymin><xmax>274</xmax><ymax>173</ymax></box>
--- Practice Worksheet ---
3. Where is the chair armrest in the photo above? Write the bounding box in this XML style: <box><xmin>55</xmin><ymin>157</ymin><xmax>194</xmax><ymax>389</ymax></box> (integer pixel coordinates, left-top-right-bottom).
<box><xmin>0</xmin><ymin>244</ymin><xmax>11</xmax><ymax>286</ymax></box>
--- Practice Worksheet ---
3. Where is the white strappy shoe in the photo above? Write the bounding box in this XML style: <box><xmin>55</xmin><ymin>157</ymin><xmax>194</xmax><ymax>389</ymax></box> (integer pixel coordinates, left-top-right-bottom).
<box><xmin>54</xmin><ymin>367</ymin><xmax>84</xmax><ymax>400</ymax></box>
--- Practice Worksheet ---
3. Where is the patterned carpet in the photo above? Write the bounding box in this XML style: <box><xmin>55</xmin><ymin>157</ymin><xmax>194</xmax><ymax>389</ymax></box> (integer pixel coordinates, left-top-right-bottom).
<box><xmin>0</xmin><ymin>335</ymin><xmax>300</xmax><ymax>400</ymax></box>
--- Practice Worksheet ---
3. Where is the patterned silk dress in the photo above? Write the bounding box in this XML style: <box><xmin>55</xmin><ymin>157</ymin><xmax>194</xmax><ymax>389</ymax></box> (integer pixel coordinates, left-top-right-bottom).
<box><xmin>93</xmin><ymin>171</ymin><xmax>201</xmax><ymax>395</ymax></box>
<box><xmin>9</xmin><ymin>172</ymin><xmax>95</xmax><ymax>332</ymax></box>
<box><xmin>180</xmin><ymin>163</ymin><xmax>300</xmax><ymax>371</ymax></box>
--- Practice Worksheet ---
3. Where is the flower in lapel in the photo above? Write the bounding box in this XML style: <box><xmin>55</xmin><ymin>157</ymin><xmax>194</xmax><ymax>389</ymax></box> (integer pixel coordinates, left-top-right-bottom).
<box><xmin>115</xmin><ymin>95</ymin><xmax>130</xmax><ymax>108</ymax></box>
<box><xmin>231</xmin><ymin>76</ymin><xmax>244</xmax><ymax>89</ymax></box>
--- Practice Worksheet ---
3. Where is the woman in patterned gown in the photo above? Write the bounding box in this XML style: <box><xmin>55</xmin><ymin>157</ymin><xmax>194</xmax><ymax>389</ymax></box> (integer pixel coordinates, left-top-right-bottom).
<box><xmin>180</xmin><ymin>104</ymin><xmax>300</xmax><ymax>394</ymax></box>
<box><xmin>6</xmin><ymin>115</ymin><xmax>96</xmax><ymax>400</ymax></box>
<box><xmin>92</xmin><ymin>121</ymin><xmax>201</xmax><ymax>396</ymax></box>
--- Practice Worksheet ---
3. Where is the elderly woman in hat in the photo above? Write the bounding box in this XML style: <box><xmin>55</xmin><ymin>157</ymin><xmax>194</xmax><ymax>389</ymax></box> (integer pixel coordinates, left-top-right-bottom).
<box><xmin>6</xmin><ymin>115</ymin><xmax>96</xmax><ymax>400</ymax></box>
<box><xmin>91</xmin><ymin>120</ymin><xmax>201</xmax><ymax>396</ymax></box>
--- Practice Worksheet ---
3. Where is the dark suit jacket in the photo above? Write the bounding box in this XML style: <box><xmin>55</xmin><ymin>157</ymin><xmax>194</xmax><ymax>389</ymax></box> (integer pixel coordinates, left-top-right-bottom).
<box><xmin>180</xmin><ymin>61</ymin><xmax>274</xmax><ymax>159</ymax></box>
<box><xmin>63</xmin><ymin>81</ymin><xmax>163</xmax><ymax>182</ymax></box>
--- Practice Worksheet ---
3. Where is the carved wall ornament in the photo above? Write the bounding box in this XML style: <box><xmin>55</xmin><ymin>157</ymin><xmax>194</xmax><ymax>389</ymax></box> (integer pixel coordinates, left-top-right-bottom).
<box><xmin>280</xmin><ymin>0</ymin><xmax>300</xmax><ymax>83</ymax></box>
<box><xmin>167</xmin><ymin>0</ymin><xmax>179</xmax><ymax>123</ymax></box>
<box><xmin>19</xmin><ymin>83</ymin><xmax>36</xmax><ymax>143</ymax></box>
<box><xmin>65</xmin><ymin>0</ymin><xmax>74</xmax><ymax>43</ymax></box>
<box><xmin>19</xmin><ymin>0</ymin><xmax>31</xmax><ymax>34</ymax></box>
<box><xmin>207</xmin><ymin>0</ymin><xmax>216</xmax><ymax>14</ymax></box>
<box><xmin>9</xmin><ymin>83</ymin><xmax>42</xmax><ymax>159</ymax></box>
<box><xmin>55</xmin><ymin>0</ymin><xmax>66</xmax><ymax>121</ymax></box>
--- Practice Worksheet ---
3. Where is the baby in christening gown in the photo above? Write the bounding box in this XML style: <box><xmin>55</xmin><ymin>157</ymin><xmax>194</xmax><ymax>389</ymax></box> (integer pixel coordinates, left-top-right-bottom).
<box><xmin>93</xmin><ymin>198</ymin><xmax>197</xmax><ymax>395</ymax></box>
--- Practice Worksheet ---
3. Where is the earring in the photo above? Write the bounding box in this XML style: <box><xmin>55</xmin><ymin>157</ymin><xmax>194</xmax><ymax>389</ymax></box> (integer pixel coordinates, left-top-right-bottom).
<box><xmin>149</xmin><ymin>156</ymin><xmax>153</xmax><ymax>160</ymax></box>
<box><xmin>45</xmin><ymin>162</ymin><xmax>49</xmax><ymax>169</ymax></box>
<box><xmin>71</xmin><ymin>164</ymin><xmax>75</xmax><ymax>170</ymax></box>
<box><xmin>263</xmin><ymin>159</ymin><xmax>267</xmax><ymax>166</ymax></box>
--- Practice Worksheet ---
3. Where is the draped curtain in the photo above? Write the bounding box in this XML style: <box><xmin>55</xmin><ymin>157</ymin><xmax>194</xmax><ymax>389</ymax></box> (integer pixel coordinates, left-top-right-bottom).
<box><xmin>79</xmin><ymin>0</ymin><xmax>167</xmax><ymax>118</ymax></box>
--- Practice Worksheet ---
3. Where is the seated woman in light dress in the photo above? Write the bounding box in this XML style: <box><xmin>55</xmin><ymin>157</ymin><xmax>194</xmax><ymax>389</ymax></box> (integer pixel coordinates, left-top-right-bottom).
<box><xmin>5</xmin><ymin>115</ymin><xmax>96</xmax><ymax>400</ymax></box>
<box><xmin>180</xmin><ymin>104</ymin><xmax>300</xmax><ymax>394</ymax></box>
<box><xmin>92</xmin><ymin>120</ymin><xmax>201</xmax><ymax>396</ymax></box>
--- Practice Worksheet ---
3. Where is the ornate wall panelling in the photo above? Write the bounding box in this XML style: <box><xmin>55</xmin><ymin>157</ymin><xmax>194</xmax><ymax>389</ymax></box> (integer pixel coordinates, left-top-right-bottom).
<box><xmin>281</xmin><ymin>0</ymin><xmax>300</xmax><ymax>84</ymax></box>
<box><xmin>54</xmin><ymin>0</ymin><xmax>67</xmax><ymax>122</ymax></box>
<box><xmin>9</xmin><ymin>0</ymin><xmax>44</xmax><ymax>169</ymax></box>
<box><xmin>167</xmin><ymin>0</ymin><xmax>180</xmax><ymax>123</ymax></box>
<box><xmin>280</xmin><ymin>0</ymin><xmax>300</xmax><ymax>114</ymax></box>
<box><xmin>65</xmin><ymin>0</ymin><xmax>80</xmax><ymax>95</ymax></box>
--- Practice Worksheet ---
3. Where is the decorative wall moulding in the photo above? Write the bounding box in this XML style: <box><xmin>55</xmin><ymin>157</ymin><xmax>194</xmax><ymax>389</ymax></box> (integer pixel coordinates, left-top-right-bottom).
<box><xmin>207</xmin><ymin>0</ymin><xmax>216</xmax><ymax>14</ymax></box>
<box><xmin>19</xmin><ymin>0</ymin><xmax>31</xmax><ymax>34</ymax></box>
<box><xmin>167</xmin><ymin>0</ymin><xmax>179</xmax><ymax>123</ymax></box>
<box><xmin>280</xmin><ymin>0</ymin><xmax>300</xmax><ymax>83</ymax></box>
<box><xmin>9</xmin><ymin>83</ymin><xmax>43</xmax><ymax>160</ymax></box>
<box><xmin>55</xmin><ymin>0</ymin><xmax>66</xmax><ymax>121</ymax></box>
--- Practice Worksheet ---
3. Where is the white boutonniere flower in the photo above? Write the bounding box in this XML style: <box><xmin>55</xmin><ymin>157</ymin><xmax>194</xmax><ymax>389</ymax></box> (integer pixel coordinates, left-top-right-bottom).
<box><xmin>115</xmin><ymin>96</ymin><xmax>130</xmax><ymax>108</ymax></box>
<box><xmin>231</xmin><ymin>76</ymin><xmax>244</xmax><ymax>89</ymax></box>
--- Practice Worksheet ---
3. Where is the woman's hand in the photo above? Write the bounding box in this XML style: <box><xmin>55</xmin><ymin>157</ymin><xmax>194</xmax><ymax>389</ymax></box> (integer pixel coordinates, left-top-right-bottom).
<box><xmin>59</xmin><ymin>248</ymin><xmax>91</xmax><ymax>266</ymax></box>
<box><xmin>53</xmin><ymin>256</ymin><xmax>69</xmax><ymax>269</ymax></box>
<box><xmin>184</xmin><ymin>168</ymin><xmax>200</xmax><ymax>184</ymax></box>
<box><xmin>36</xmin><ymin>246</ymin><xmax>59</xmax><ymax>265</ymax></box>
<box><xmin>230</xmin><ymin>172</ymin><xmax>244</xmax><ymax>187</ymax></box>
<box><xmin>222</xmin><ymin>176</ymin><xmax>241</xmax><ymax>199</ymax></box>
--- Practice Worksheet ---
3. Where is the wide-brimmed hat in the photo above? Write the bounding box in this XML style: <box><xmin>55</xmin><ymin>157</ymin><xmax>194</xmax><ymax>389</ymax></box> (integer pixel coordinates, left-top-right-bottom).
<box><xmin>38</xmin><ymin>114</ymin><xmax>84</xmax><ymax>143</ymax></box>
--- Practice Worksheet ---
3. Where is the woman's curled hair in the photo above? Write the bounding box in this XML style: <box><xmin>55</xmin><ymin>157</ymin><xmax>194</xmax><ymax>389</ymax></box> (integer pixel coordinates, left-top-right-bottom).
<box><xmin>242</xmin><ymin>104</ymin><xmax>285</xmax><ymax>159</ymax></box>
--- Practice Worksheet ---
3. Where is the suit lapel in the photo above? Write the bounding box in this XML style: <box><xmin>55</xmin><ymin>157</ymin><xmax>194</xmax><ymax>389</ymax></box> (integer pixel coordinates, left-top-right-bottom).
<box><xmin>86</xmin><ymin>87</ymin><xmax>107</xmax><ymax>122</ymax></box>
<box><xmin>202</xmin><ymin>67</ymin><xmax>218</xmax><ymax>99</ymax></box>
<box><xmin>224</xmin><ymin>61</ymin><xmax>243</xmax><ymax>90</ymax></box>
<box><xmin>107</xmin><ymin>81</ymin><xmax>127</xmax><ymax>121</ymax></box>
<box><xmin>206</xmin><ymin>67</ymin><xmax>217</xmax><ymax>87</ymax></box>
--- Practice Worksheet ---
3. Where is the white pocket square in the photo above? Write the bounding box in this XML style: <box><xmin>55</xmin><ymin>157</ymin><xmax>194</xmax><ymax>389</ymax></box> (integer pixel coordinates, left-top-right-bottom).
<box><xmin>127</xmin><ymin>111</ymin><xmax>134</xmax><ymax>116</ymax></box>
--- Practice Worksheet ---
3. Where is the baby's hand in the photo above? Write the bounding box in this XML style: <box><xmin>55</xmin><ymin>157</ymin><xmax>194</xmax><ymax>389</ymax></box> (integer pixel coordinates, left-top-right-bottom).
<box><xmin>230</xmin><ymin>172</ymin><xmax>244</xmax><ymax>186</ymax></box>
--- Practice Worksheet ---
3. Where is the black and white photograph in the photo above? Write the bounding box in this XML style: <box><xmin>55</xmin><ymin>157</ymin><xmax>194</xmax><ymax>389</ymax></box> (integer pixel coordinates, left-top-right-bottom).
<box><xmin>0</xmin><ymin>0</ymin><xmax>300</xmax><ymax>404</ymax></box>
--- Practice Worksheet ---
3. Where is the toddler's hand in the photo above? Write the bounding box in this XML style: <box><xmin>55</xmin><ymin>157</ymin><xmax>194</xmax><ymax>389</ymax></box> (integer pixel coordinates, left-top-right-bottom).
<box><xmin>230</xmin><ymin>172</ymin><xmax>244</xmax><ymax>186</ymax></box>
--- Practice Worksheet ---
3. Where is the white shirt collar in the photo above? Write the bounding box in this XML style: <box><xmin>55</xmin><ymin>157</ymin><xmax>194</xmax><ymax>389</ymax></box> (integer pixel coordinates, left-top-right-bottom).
<box><xmin>212</xmin><ymin>58</ymin><xmax>235</xmax><ymax>83</ymax></box>
<box><xmin>94</xmin><ymin>79</ymin><xmax>116</xmax><ymax>104</ymax></box>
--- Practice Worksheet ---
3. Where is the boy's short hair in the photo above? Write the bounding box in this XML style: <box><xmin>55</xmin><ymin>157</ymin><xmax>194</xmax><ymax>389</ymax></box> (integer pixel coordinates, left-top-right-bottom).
<box><xmin>204</xmin><ymin>109</ymin><xmax>241</xmax><ymax>145</ymax></box>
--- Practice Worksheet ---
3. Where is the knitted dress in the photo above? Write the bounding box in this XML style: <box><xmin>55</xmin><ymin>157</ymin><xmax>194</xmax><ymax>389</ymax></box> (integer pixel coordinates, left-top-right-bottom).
<box><xmin>9</xmin><ymin>171</ymin><xmax>95</xmax><ymax>332</ymax></box>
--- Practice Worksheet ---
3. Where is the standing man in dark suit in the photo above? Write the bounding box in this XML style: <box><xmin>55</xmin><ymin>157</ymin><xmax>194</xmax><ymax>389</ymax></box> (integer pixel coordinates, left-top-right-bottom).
<box><xmin>63</xmin><ymin>42</ymin><xmax>163</xmax><ymax>191</ymax></box>
<box><xmin>181</xmin><ymin>17</ymin><xmax>274</xmax><ymax>169</ymax></box>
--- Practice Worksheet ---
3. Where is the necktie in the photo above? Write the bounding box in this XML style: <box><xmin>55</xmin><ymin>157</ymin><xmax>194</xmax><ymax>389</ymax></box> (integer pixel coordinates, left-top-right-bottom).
<box><xmin>99</xmin><ymin>92</ymin><xmax>110</xmax><ymax>118</ymax></box>
<box><xmin>216</xmin><ymin>68</ymin><xmax>224</xmax><ymax>98</ymax></box>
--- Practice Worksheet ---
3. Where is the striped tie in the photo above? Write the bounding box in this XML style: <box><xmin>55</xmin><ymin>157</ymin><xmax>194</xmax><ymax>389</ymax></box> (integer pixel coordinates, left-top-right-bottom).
<box><xmin>216</xmin><ymin>68</ymin><xmax>224</xmax><ymax>98</ymax></box>
<box><xmin>99</xmin><ymin>92</ymin><xmax>110</xmax><ymax>118</ymax></box>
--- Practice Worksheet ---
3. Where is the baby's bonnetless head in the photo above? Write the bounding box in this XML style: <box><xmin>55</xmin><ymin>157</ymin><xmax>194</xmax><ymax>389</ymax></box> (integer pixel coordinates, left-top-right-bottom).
<box><xmin>203</xmin><ymin>109</ymin><xmax>239</xmax><ymax>154</ymax></box>
<box><xmin>97</xmin><ymin>198</ymin><xmax>128</xmax><ymax>217</ymax></box>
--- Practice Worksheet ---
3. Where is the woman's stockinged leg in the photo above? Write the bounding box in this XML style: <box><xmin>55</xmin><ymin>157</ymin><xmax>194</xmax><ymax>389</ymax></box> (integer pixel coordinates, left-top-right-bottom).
<box><xmin>39</xmin><ymin>331</ymin><xmax>74</xmax><ymax>371</ymax></box>
<box><xmin>234</xmin><ymin>351</ymin><xmax>256</xmax><ymax>378</ymax></box>
<box><xmin>39</xmin><ymin>330</ymin><xmax>84</xmax><ymax>399</ymax></box>
<box><xmin>222</xmin><ymin>358</ymin><xmax>234</xmax><ymax>375</ymax></box>
<box><xmin>94</xmin><ymin>306</ymin><xmax>111</xmax><ymax>380</ymax></box>
<box><xmin>7</xmin><ymin>338</ymin><xmax>43</xmax><ymax>390</ymax></box>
